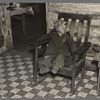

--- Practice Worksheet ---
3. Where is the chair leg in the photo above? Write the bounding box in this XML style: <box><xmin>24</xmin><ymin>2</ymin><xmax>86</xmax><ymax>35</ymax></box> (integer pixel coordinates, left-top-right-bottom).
<box><xmin>32</xmin><ymin>63</ymin><xmax>50</xmax><ymax>86</ymax></box>
<box><xmin>70</xmin><ymin>76</ymin><xmax>75</xmax><ymax>96</ymax></box>
<box><xmin>81</xmin><ymin>62</ymin><xmax>85</xmax><ymax>79</ymax></box>
<box><xmin>32</xmin><ymin>63</ymin><xmax>38</xmax><ymax>86</ymax></box>
<box><xmin>81</xmin><ymin>66</ymin><xmax>85</xmax><ymax>79</ymax></box>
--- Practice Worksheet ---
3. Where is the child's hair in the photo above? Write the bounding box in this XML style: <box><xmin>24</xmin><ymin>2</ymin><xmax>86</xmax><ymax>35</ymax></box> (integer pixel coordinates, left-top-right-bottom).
<box><xmin>54</xmin><ymin>20</ymin><xmax>68</xmax><ymax>31</ymax></box>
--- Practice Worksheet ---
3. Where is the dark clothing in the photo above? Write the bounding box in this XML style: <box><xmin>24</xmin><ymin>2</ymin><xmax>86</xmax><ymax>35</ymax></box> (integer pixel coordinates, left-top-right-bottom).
<box><xmin>37</xmin><ymin>30</ymin><xmax>77</xmax><ymax>74</ymax></box>
<box><xmin>38</xmin><ymin>31</ymin><xmax>76</xmax><ymax>56</ymax></box>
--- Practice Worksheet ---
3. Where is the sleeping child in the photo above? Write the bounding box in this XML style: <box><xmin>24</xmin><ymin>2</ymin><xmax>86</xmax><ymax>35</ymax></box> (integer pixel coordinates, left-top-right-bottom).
<box><xmin>37</xmin><ymin>19</ymin><xmax>77</xmax><ymax>74</ymax></box>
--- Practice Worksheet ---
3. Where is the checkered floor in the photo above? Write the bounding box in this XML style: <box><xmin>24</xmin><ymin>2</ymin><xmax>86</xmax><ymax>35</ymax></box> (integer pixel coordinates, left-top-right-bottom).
<box><xmin>0</xmin><ymin>49</ymin><xmax>100</xmax><ymax>98</ymax></box>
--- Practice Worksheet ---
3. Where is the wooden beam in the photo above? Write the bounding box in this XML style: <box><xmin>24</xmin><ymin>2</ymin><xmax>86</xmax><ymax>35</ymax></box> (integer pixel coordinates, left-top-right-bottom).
<box><xmin>54</xmin><ymin>11</ymin><xmax>92</xmax><ymax>20</ymax></box>
<box><xmin>10</xmin><ymin>7</ymin><xmax>34</xmax><ymax>16</ymax></box>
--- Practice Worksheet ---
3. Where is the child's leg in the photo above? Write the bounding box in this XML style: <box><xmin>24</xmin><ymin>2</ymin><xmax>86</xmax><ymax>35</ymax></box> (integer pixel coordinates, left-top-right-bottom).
<box><xmin>37</xmin><ymin>54</ymin><xmax>56</xmax><ymax>74</ymax></box>
<box><xmin>52</xmin><ymin>54</ymin><xmax>65</xmax><ymax>74</ymax></box>
<box><xmin>64</xmin><ymin>56</ymin><xmax>73</xmax><ymax>67</ymax></box>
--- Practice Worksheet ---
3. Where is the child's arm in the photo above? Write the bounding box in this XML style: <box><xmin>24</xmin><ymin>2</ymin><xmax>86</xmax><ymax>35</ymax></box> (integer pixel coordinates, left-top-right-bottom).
<box><xmin>37</xmin><ymin>32</ymin><xmax>51</xmax><ymax>42</ymax></box>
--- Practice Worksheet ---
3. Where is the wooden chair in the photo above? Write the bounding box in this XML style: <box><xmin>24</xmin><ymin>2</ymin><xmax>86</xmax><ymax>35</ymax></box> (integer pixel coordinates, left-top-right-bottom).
<box><xmin>32</xmin><ymin>12</ymin><xmax>91</xmax><ymax>95</ymax></box>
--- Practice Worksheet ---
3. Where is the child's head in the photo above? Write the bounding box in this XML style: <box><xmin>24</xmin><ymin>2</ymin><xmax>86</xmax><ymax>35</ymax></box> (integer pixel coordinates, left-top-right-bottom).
<box><xmin>54</xmin><ymin>20</ymin><xmax>68</xmax><ymax>35</ymax></box>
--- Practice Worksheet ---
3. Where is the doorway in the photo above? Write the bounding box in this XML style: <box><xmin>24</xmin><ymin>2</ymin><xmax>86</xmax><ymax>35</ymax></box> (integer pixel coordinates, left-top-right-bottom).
<box><xmin>11</xmin><ymin>3</ymin><xmax>46</xmax><ymax>54</ymax></box>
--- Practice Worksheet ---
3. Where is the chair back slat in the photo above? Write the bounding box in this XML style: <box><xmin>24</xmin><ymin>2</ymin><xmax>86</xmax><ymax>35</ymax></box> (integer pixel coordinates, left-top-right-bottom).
<box><xmin>58</xmin><ymin>13</ymin><xmax>91</xmax><ymax>47</ymax></box>
<box><xmin>84</xmin><ymin>20</ymin><xmax>91</xmax><ymax>42</ymax></box>
<box><xmin>70</xmin><ymin>19</ymin><xmax>76</xmax><ymax>38</ymax></box>
<box><xmin>76</xmin><ymin>20</ymin><xmax>84</xmax><ymax>47</ymax></box>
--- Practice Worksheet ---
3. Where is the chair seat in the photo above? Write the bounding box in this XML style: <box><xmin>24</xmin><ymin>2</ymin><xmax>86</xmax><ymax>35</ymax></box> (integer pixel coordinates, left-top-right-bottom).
<box><xmin>57</xmin><ymin>59</ymin><xmax>85</xmax><ymax>77</ymax></box>
<box><xmin>46</xmin><ymin>65</ymin><xmax>73</xmax><ymax>76</ymax></box>
<box><xmin>57</xmin><ymin>66</ymin><xmax>73</xmax><ymax>76</ymax></box>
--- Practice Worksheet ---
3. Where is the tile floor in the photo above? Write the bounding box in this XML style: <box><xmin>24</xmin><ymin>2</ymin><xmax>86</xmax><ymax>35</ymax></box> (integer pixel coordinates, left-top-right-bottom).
<box><xmin>0</xmin><ymin>49</ymin><xmax>100</xmax><ymax>98</ymax></box>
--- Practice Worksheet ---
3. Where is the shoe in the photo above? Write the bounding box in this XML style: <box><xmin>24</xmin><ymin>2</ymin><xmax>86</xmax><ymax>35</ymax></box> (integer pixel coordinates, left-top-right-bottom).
<box><xmin>52</xmin><ymin>68</ymin><xmax>58</xmax><ymax>74</ymax></box>
<box><xmin>52</xmin><ymin>65</ymin><xmax>61</xmax><ymax>74</ymax></box>
<box><xmin>39</xmin><ymin>66</ymin><xmax>50</xmax><ymax>74</ymax></box>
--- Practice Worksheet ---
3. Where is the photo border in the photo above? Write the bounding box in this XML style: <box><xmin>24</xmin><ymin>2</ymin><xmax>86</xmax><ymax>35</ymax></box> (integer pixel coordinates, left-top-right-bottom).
<box><xmin>0</xmin><ymin>0</ymin><xmax>100</xmax><ymax>100</ymax></box>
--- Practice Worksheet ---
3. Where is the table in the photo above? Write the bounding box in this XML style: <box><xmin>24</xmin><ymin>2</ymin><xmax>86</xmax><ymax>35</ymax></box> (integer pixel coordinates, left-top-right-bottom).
<box><xmin>94</xmin><ymin>52</ymin><xmax>100</xmax><ymax>95</ymax></box>
<box><xmin>10</xmin><ymin>7</ymin><xmax>34</xmax><ymax>39</ymax></box>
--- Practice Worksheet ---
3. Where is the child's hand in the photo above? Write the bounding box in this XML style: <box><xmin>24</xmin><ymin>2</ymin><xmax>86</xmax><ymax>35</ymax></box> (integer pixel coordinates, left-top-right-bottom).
<box><xmin>44</xmin><ymin>55</ymin><xmax>49</xmax><ymax>58</ymax></box>
<box><xmin>38</xmin><ymin>45</ymin><xmax>42</xmax><ymax>49</ymax></box>
<box><xmin>66</xmin><ymin>27</ymin><xmax>70</xmax><ymax>32</ymax></box>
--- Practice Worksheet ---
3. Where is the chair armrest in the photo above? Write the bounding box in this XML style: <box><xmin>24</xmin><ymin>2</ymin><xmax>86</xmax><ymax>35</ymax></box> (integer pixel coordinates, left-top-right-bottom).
<box><xmin>74</xmin><ymin>42</ymin><xmax>91</xmax><ymax>55</ymax></box>
<box><xmin>31</xmin><ymin>39</ymin><xmax>50</xmax><ymax>47</ymax></box>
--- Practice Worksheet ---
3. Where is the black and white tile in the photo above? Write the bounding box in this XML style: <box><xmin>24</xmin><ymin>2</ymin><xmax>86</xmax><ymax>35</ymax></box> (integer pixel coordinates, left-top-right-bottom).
<box><xmin>0</xmin><ymin>50</ymin><xmax>100</xmax><ymax>98</ymax></box>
